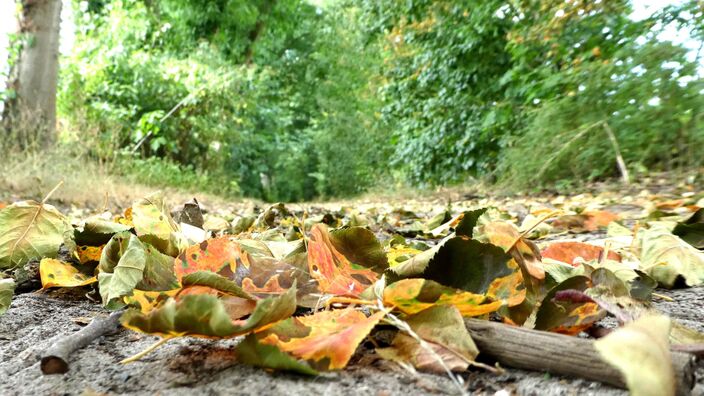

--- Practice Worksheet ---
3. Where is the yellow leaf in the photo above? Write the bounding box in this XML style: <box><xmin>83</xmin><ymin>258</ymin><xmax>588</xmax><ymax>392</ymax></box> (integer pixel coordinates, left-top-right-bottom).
<box><xmin>40</xmin><ymin>258</ymin><xmax>96</xmax><ymax>289</ymax></box>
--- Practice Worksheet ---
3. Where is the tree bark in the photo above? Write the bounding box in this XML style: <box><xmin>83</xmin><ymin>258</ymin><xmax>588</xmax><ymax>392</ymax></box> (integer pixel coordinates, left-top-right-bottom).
<box><xmin>3</xmin><ymin>0</ymin><xmax>62</xmax><ymax>149</ymax></box>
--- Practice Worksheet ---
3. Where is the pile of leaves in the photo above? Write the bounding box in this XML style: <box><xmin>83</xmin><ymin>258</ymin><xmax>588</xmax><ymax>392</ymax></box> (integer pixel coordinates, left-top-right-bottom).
<box><xmin>1</xmin><ymin>191</ymin><xmax>704</xmax><ymax>394</ymax></box>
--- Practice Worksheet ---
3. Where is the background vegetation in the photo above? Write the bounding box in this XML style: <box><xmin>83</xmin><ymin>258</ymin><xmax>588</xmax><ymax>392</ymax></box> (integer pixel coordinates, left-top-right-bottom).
<box><xmin>4</xmin><ymin>0</ymin><xmax>704</xmax><ymax>201</ymax></box>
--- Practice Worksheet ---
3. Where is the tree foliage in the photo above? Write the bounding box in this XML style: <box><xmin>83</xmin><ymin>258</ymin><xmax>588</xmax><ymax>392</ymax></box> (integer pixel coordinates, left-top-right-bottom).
<box><xmin>55</xmin><ymin>0</ymin><xmax>704</xmax><ymax>198</ymax></box>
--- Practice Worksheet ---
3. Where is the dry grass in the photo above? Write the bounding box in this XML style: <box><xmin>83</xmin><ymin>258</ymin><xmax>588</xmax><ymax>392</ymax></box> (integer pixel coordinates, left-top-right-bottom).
<box><xmin>0</xmin><ymin>146</ymin><xmax>247</xmax><ymax>211</ymax></box>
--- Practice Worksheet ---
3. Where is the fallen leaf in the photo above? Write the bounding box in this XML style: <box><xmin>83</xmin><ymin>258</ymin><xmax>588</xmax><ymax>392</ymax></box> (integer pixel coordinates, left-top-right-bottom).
<box><xmin>0</xmin><ymin>278</ymin><xmax>15</xmax><ymax>315</ymax></box>
<box><xmin>377</xmin><ymin>305</ymin><xmax>478</xmax><ymax>373</ymax></box>
<box><xmin>329</xmin><ymin>226</ymin><xmax>388</xmax><ymax>272</ymax></box>
<box><xmin>307</xmin><ymin>224</ymin><xmax>378</xmax><ymax>296</ymax></box>
<box><xmin>672</xmin><ymin>208</ymin><xmax>704</xmax><ymax>249</ymax></box>
<box><xmin>122</xmin><ymin>284</ymin><xmax>297</xmax><ymax>338</ymax></box>
<box><xmin>98</xmin><ymin>232</ymin><xmax>178</xmax><ymax>308</ymax></box>
<box><xmin>234</xmin><ymin>334</ymin><xmax>318</xmax><ymax>375</ymax></box>
<box><xmin>383</xmin><ymin>278</ymin><xmax>502</xmax><ymax>316</ymax></box>
<box><xmin>638</xmin><ymin>224</ymin><xmax>704</xmax><ymax>287</ymax></box>
<box><xmin>422</xmin><ymin>237</ymin><xmax>515</xmax><ymax>294</ymax></box>
<box><xmin>76</xmin><ymin>245</ymin><xmax>104</xmax><ymax>264</ymax></box>
<box><xmin>0</xmin><ymin>201</ymin><xmax>71</xmax><ymax>269</ymax></box>
<box><xmin>594</xmin><ymin>315</ymin><xmax>675</xmax><ymax>396</ymax></box>
<box><xmin>261</xmin><ymin>308</ymin><xmax>385</xmax><ymax>370</ymax></box>
<box><xmin>40</xmin><ymin>258</ymin><xmax>97</xmax><ymax>288</ymax></box>
<box><xmin>534</xmin><ymin>276</ymin><xmax>604</xmax><ymax>334</ymax></box>
<box><xmin>542</xmin><ymin>241</ymin><xmax>621</xmax><ymax>267</ymax></box>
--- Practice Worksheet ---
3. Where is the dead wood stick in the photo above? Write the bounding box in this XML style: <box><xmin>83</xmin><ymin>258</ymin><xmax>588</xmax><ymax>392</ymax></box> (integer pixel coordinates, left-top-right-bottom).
<box><xmin>465</xmin><ymin>319</ymin><xmax>695</xmax><ymax>396</ymax></box>
<box><xmin>41</xmin><ymin>310</ymin><xmax>124</xmax><ymax>374</ymax></box>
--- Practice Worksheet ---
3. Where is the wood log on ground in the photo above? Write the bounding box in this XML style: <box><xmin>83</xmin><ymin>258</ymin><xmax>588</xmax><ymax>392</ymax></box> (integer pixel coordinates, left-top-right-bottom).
<box><xmin>41</xmin><ymin>310</ymin><xmax>124</xmax><ymax>374</ymax></box>
<box><xmin>465</xmin><ymin>318</ymin><xmax>696</xmax><ymax>396</ymax></box>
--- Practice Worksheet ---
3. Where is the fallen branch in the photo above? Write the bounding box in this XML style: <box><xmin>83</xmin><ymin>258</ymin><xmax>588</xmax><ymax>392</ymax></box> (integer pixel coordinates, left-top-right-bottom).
<box><xmin>41</xmin><ymin>310</ymin><xmax>124</xmax><ymax>374</ymax></box>
<box><xmin>464</xmin><ymin>319</ymin><xmax>695</xmax><ymax>396</ymax></box>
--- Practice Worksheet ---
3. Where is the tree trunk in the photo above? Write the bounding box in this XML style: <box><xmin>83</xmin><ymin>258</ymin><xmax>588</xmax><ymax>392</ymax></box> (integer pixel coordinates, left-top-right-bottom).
<box><xmin>2</xmin><ymin>0</ymin><xmax>62</xmax><ymax>149</ymax></box>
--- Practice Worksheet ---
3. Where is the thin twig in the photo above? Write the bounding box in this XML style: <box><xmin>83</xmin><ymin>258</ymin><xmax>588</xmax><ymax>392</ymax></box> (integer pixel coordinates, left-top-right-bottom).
<box><xmin>41</xmin><ymin>309</ymin><xmax>123</xmax><ymax>374</ymax></box>
<box><xmin>120</xmin><ymin>337</ymin><xmax>172</xmax><ymax>364</ymax></box>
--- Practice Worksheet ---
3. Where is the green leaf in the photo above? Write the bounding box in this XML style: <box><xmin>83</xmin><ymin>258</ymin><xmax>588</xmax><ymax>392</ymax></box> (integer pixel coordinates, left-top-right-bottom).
<box><xmin>454</xmin><ymin>208</ymin><xmax>488</xmax><ymax>237</ymax></box>
<box><xmin>330</xmin><ymin>226</ymin><xmax>388</xmax><ymax>272</ymax></box>
<box><xmin>422</xmin><ymin>237</ymin><xmax>513</xmax><ymax>294</ymax></box>
<box><xmin>98</xmin><ymin>232</ymin><xmax>178</xmax><ymax>308</ymax></box>
<box><xmin>121</xmin><ymin>283</ymin><xmax>297</xmax><ymax>337</ymax></box>
<box><xmin>638</xmin><ymin>224</ymin><xmax>704</xmax><ymax>287</ymax></box>
<box><xmin>594</xmin><ymin>315</ymin><xmax>675</xmax><ymax>396</ymax></box>
<box><xmin>0</xmin><ymin>278</ymin><xmax>15</xmax><ymax>315</ymax></box>
<box><xmin>181</xmin><ymin>271</ymin><xmax>255</xmax><ymax>300</ymax></box>
<box><xmin>534</xmin><ymin>276</ymin><xmax>604</xmax><ymax>334</ymax></box>
<box><xmin>0</xmin><ymin>201</ymin><xmax>71</xmax><ymax>269</ymax></box>
<box><xmin>234</xmin><ymin>334</ymin><xmax>318</xmax><ymax>375</ymax></box>
<box><xmin>132</xmin><ymin>193</ymin><xmax>181</xmax><ymax>256</ymax></box>
<box><xmin>75</xmin><ymin>216</ymin><xmax>132</xmax><ymax>246</ymax></box>
<box><xmin>672</xmin><ymin>208</ymin><xmax>704</xmax><ymax>249</ymax></box>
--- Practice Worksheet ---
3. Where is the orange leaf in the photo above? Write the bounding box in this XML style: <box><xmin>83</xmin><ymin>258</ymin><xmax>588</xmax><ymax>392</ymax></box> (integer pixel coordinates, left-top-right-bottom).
<box><xmin>307</xmin><ymin>224</ymin><xmax>378</xmax><ymax>296</ymax></box>
<box><xmin>262</xmin><ymin>308</ymin><xmax>385</xmax><ymax>370</ymax></box>
<box><xmin>76</xmin><ymin>245</ymin><xmax>104</xmax><ymax>264</ymax></box>
<box><xmin>383</xmin><ymin>278</ymin><xmax>503</xmax><ymax>317</ymax></box>
<box><xmin>542</xmin><ymin>241</ymin><xmax>621</xmax><ymax>267</ymax></box>
<box><xmin>174</xmin><ymin>237</ymin><xmax>243</xmax><ymax>281</ymax></box>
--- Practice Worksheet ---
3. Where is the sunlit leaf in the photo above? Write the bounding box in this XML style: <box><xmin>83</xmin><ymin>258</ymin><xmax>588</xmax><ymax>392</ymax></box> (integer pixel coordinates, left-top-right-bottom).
<box><xmin>39</xmin><ymin>258</ymin><xmax>96</xmax><ymax>289</ymax></box>
<box><xmin>0</xmin><ymin>201</ymin><xmax>71</xmax><ymax>269</ymax></box>
<box><xmin>76</xmin><ymin>245</ymin><xmax>105</xmax><ymax>264</ymax></box>
<box><xmin>98</xmin><ymin>232</ymin><xmax>178</xmax><ymax>308</ymax></box>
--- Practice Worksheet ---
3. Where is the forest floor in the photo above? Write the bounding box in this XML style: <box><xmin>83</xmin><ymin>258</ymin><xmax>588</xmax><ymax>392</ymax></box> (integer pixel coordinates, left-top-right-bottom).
<box><xmin>1</xmin><ymin>172</ymin><xmax>703</xmax><ymax>396</ymax></box>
